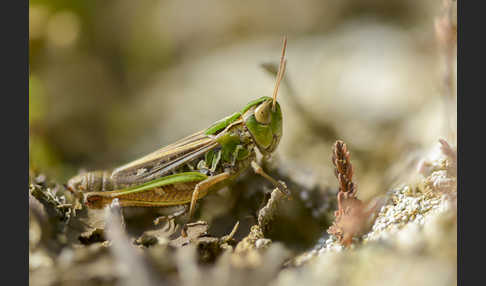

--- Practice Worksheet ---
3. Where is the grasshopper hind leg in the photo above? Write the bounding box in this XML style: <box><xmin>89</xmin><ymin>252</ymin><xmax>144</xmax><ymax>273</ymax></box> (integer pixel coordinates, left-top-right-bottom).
<box><xmin>181</xmin><ymin>172</ymin><xmax>231</xmax><ymax>237</ymax></box>
<box><xmin>188</xmin><ymin>172</ymin><xmax>231</xmax><ymax>218</ymax></box>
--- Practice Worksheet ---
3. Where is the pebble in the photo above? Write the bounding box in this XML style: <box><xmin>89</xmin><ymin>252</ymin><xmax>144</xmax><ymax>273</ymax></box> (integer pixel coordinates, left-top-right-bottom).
<box><xmin>255</xmin><ymin>238</ymin><xmax>272</xmax><ymax>249</ymax></box>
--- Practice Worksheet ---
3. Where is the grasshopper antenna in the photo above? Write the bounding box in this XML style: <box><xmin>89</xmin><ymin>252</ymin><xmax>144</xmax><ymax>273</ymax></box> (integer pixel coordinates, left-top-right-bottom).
<box><xmin>272</xmin><ymin>34</ymin><xmax>287</xmax><ymax>111</ymax></box>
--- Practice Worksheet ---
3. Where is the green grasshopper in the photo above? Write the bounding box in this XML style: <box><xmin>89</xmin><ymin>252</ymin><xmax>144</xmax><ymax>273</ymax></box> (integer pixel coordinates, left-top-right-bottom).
<box><xmin>67</xmin><ymin>36</ymin><xmax>289</xmax><ymax>222</ymax></box>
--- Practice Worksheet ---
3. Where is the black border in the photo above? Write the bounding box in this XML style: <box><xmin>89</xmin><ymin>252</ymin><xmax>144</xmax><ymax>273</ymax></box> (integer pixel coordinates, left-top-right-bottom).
<box><xmin>458</xmin><ymin>0</ymin><xmax>482</xmax><ymax>285</ymax></box>
<box><xmin>2</xmin><ymin>0</ymin><xmax>29</xmax><ymax>285</ymax></box>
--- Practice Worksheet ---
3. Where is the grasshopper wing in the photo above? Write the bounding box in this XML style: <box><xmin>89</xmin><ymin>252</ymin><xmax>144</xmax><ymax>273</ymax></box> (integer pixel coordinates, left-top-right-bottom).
<box><xmin>111</xmin><ymin>130</ymin><xmax>219</xmax><ymax>186</ymax></box>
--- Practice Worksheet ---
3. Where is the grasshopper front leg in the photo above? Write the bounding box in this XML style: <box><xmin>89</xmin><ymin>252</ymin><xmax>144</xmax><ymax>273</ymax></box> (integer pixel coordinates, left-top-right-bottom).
<box><xmin>251</xmin><ymin>161</ymin><xmax>289</xmax><ymax>195</ymax></box>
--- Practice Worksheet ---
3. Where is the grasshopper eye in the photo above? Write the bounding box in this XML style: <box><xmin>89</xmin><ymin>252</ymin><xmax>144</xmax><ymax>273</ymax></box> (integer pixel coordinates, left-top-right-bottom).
<box><xmin>254</xmin><ymin>100</ymin><xmax>272</xmax><ymax>124</ymax></box>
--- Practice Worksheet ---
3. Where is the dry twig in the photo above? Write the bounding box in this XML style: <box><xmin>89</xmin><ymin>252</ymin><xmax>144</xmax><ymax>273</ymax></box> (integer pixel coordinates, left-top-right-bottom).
<box><xmin>258</xmin><ymin>187</ymin><xmax>286</xmax><ymax>233</ymax></box>
<box><xmin>327</xmin><ymin>140</ymin><xmax>378</xmax><ymax>247</ymax></box>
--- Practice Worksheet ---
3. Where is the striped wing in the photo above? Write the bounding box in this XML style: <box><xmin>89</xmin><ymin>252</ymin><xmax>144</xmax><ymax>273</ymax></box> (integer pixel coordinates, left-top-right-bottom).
<box><xmin>111</xmin><ymin>130</ymin><xmax>219</xmax><ymax>186</ymax></box>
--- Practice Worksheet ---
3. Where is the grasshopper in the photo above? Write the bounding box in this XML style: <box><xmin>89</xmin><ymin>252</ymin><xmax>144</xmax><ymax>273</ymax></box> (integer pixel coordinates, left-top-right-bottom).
<box><xmin>67</xmin><ymin>36</ymin><xmax>289</xmax><ymax>223</ymax></box>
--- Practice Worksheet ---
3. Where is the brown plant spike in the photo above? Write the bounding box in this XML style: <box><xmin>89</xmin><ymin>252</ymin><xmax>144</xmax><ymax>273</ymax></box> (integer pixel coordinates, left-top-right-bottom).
<box><xmin>332</xmin><ymin>140</ymin><xmax>356</xmax><ymax>196</ymax></box>
<box><xmin>327</xmin><ymin>140</ymin><xmax>376</xmax><ymax>247</ymax></box>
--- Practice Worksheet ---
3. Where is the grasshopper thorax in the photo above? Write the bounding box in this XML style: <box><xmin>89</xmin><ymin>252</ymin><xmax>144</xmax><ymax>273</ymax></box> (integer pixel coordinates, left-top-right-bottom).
<box><xmin>242</xmin><ymin>97</ymin><xmax>283</xmax><ymax>156</ymax></box>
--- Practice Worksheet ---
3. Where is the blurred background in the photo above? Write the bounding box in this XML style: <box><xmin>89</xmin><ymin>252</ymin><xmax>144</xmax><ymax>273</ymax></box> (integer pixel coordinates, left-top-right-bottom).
<box><xmin>29</xmin><ymin>0</ymin><xmax>456</xmax><ymax>248</ymax></box>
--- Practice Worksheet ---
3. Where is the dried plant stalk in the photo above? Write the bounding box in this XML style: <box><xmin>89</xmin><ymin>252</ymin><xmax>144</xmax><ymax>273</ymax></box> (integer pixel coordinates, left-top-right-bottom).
<box><xmin>258</xmin><ymin>187</ymin><xmax>286</xmax><ymax>232</ymax></box>
<box><xmin>332</xmin><ymin>140</ymin><xmax>356</xmax><ymax>197</ymax></box>
<box><xmin>327</xmin><ymin>140</ymin><xmax>377</xmax><ymax>247</ymax></box>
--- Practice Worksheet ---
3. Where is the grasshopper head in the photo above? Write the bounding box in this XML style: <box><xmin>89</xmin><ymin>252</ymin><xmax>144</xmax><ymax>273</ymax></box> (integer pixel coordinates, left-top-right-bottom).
<box><xmin>244</xmin><ymin>98</ymin><xmax>283</xmax><ymax>156</ymax></box>
<box><xmin>244</xmin><ymin>35</ymin><xmax>286</xmax><ymax>156</ymax></box>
